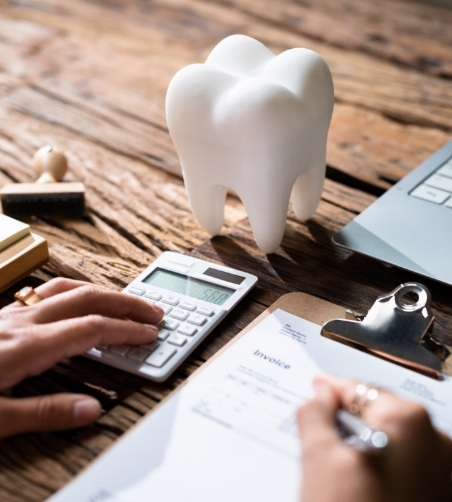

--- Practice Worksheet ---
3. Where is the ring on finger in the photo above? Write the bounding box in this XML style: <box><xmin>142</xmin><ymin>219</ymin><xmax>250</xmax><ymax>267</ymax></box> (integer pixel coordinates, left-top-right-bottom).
<box><xmin>349</xmin><ymin>382</ymin><xmax>380</xmax><ymax>415</ymax></box>
<box><xmin>14</xmin><ymin>286</ymin><xmax>43</xmax><ymax>306</ymax></box>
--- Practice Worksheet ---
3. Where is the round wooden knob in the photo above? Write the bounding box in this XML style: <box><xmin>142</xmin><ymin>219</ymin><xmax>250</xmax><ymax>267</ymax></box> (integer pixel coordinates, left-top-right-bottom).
<box><xmin>32</xmin><ymin>145</ymin><xmax>68</xmax><ymax>183</ymax></box>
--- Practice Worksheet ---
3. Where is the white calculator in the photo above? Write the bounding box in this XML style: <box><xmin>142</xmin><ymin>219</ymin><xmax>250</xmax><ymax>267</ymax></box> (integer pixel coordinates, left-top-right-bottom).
<box><xmin>85</xmin><ymin>252</ymin><xmax>258</xmax><ymax>381</ymax></box>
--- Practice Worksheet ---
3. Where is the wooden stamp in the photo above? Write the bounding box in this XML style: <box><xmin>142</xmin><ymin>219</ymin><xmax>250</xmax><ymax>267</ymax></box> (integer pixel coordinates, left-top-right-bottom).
<box><xmin>0</xmin><ymin>145</ymin><xmax>85</xmax><ymax>216</ymax></box>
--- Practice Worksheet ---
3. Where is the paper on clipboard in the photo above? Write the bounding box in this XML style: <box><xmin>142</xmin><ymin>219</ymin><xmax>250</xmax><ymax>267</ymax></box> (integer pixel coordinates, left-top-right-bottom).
<box><xmin>48</xmin><ymin>293</ymin><xmax>452</xmax><ymax>502</ymax></box>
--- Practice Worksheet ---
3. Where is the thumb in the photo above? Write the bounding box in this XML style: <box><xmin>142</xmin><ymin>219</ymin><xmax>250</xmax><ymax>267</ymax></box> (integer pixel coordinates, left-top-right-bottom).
<box><xmin>0</xmin><ymin>394</ymin><xmax>101</xmax><ymax>439</ymax></box>
<box><xmin>297</xmin><ymin>380</ymin><xmax>340</xmax><ymax>454</ymax></box>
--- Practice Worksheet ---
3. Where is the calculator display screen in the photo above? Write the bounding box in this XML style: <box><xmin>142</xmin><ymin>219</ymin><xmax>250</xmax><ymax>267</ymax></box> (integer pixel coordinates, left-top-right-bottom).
<box><xmin>143</xmin><ymin>268</ymin><xmax>235</xmax><ymax>305</ymax></box>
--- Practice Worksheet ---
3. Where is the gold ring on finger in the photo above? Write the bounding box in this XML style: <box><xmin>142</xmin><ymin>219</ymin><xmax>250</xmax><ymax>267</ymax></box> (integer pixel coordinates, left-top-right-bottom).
<box><xmin>14</xmin><ymin>286</ymin><xmax>43</xmax><ymax>306</ymax></box>
<box><xmin>349</xmin><ymin>383</ymin><xmax>380</xmax><ymax>416</ymax></box>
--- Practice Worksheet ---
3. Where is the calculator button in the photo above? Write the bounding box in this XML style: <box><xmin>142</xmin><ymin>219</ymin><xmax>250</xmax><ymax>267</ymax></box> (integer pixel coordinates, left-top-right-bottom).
<box><xmin>161</xmin><ymin>295</ymin><xmax>179</xmax><ymax>306</ymax></box>
<box><xmin>177</xmin><ymin>324</ymin><xmax>198</xmax><ymax>336</ymax></box>
<box><xmin>169</xmin><ymin>308</ymin><xmax>190</xmax><ymax>321</ymax></box>
<box><xmin>127</xmin><ymin>347</ymin><xmax>150</xmax><ymax>361</ymax></box>
<box><xmin>168</xmin><ymin>334</ymin><xmax>187</xmax><ymax>347</ymax></box>
<box><xmin>109</xmin><ymin>345</ymin><xmax>130</xmax><ymax>356</ymax></box>
<box><xmin>128</xmin><ymin>287</ymin><xmax>145</xmax><ymax>296</ymax></box>
<box><xmin>157</xmin><ymin>330</ymin><xmax>171</xmax><ymax>341</ymax></box>
<box><xmin>145</xmin><ymin>345</ymin><xmax>177</xmax><ymax>368</ymax></box>
<box><xmin>179</xmin><ymin>301</ymin><xmax>197</xmax><ymax>311</ymax></box>
<box><xmin>196</xmin><ymin>306</ymin><xmax>214</xmax><ymax>317</ymax></box>
<box><xmin>187</xmin><ymin>313</ymin><xmax>207</xmax><ymax>326</ymax></box>
<box><xmin>159</xmin><ymin>318</ymin><xmax>180</xmax><ymax>331</ymax></box>
<box><xmin>140</xmin><ymin>340</ymin><xmax>159</xmax><ymax>351</ymax></box>
<box><xmin>154</xmin><ymin>302</ymin><xmax>172</xmax><ymax>315</ymax></box>
<box><xmin>145</xmin><ymin>291</ymin><xmax>162</xmax><ymax>301</ymax></box>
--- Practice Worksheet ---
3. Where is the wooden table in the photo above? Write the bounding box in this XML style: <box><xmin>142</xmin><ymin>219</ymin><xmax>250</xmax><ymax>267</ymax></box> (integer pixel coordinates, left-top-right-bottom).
<box><xmin>1</xmin><ymin>0</ymin><xmax>452</xmax><ymax>499</ymax></box>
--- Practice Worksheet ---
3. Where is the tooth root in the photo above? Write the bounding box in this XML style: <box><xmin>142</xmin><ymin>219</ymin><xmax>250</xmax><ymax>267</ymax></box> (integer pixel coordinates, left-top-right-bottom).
<box><xmin>240</xmin><ymin>185</ymin><xmax>292</xmax><ymax>254</ymax></box>
<box><xmin>291</xmin><ymin>170</ymin><xmax>324</xmax><ymax>222</ymax></box>
<box><xmin>186</xmin><ymin>176</ymin><xmax>292</xmax><ymax>254</ymax></box>
<box><xmin>291</xmin><ymin>144</ymin><xmax>327</xmax><ymax>221</ymax></box>
<box><xmin>183</xmin><ymin>174</ymin><xmax>227</xmax><ymax>236</ymax></box>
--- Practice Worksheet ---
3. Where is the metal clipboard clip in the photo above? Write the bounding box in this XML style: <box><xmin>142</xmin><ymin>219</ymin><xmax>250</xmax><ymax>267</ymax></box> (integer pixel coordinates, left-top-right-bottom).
<box><xmin>321</xmin><ymin>282</ymin><xmax>451</xmax><ymax>379</ymax></box>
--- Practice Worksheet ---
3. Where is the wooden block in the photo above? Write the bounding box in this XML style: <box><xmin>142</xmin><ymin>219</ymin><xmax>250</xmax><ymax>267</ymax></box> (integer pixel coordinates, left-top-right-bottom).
<box><xmin>0</xmin><ymin>214</ymin><xmax>30</xmax><ymax>251</ymax></box>
<box><xmin>0</xmin><ymin>232</ymin><xmax>49</xmax><ymax>293</ymax></box>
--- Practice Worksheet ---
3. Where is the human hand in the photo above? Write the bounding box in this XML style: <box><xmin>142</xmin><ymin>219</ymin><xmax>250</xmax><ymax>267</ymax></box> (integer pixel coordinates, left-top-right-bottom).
<box><xmin>0</xmin><ymin>277</ymin><xmax>163</xmax><ymax>438</ymax></box>
<box><xmin>297</xmin><ymin>374</ymin><xmax>452</xmax><ymax>502</ymax></box>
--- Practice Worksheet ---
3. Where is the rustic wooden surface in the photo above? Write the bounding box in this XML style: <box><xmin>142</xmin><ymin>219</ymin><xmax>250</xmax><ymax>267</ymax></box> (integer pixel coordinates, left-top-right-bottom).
<box><xmin>1</xmin><ymin>0</ymin><xmax>452</xmax><ymax>500</ymax></box>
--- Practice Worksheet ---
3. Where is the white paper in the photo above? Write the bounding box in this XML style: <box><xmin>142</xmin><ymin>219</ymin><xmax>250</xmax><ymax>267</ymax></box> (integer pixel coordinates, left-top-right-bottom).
<box><xmin>48</xmin><ymin>309</ymin><xmax>452</xmax><ymax>502</ymax></box>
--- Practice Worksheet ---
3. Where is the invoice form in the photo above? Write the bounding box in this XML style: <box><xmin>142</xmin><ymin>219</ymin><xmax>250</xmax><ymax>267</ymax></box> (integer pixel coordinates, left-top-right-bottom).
<box><xmin>48</xmin><ymin>309</ymin><xmax>452</xmax><ymax>502</ymax></box>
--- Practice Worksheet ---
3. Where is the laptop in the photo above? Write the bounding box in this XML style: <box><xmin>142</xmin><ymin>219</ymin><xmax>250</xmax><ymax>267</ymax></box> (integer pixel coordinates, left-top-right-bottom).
<box><xmin>333</xmin><ymin>141</ymin><xmax>452</xmax><ymax>287</ymax></box>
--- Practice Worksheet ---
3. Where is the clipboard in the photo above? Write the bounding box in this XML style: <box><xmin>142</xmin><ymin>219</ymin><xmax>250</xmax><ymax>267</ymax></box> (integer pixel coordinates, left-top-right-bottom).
<box><xmin>47</xmin><ymin>282</ymin><xmax>452</xmax><ymax>502</ymax></box>
<box><xmin>199</xmin><ymin>281</ymin><xmax>450</xmax><ymax>383</ymax></box>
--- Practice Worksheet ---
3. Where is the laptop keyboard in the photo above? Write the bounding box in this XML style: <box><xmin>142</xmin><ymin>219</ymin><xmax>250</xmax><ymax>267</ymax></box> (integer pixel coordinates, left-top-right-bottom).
<box><xmin>410</xmin><ymin>156</ymin><xmax>452</xmax><ymax>206</ymax></box>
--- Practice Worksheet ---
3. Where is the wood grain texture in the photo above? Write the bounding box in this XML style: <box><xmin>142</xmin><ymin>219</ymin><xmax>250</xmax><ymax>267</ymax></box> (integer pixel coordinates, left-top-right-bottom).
<box><xmin>1</xmin><ymin>0</ymin><xmax>452</xmax><ymax>499</ymax></box>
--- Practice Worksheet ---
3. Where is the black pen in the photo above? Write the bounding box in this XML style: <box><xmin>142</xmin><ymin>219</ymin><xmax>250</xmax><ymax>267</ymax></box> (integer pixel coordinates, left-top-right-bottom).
<box><xmin>336</xmin><ymin>409</ymin><xmax>389</xmax><ymax>453</ymax></box>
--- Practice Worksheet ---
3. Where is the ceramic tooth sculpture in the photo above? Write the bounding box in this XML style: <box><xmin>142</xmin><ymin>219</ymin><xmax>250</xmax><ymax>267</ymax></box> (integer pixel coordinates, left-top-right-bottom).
<box><xmin>166</xmin><ymin>34</ymin><xmax>334</xmax><ymax>253</ymax></box>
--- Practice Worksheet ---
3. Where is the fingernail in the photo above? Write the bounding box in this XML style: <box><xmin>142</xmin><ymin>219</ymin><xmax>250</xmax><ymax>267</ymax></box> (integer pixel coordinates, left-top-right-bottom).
<box><xmin>152</xmin><ymin>304</ymin><xmax>164</xmax><ymax>315</ymax></box>
<box><xmin>312</xmin><ymin>379</ymin><xmax>333</xmax><ymax>398</ymax></box>
<box><xmin>146</xmin><ymin>324</ymin><xmax>159</xmax><ymax>335</ymax></box>
<box><xmin>73</xmin><ymin>398</ymin><xmax>101</xmax><ymax>425</ymax></box>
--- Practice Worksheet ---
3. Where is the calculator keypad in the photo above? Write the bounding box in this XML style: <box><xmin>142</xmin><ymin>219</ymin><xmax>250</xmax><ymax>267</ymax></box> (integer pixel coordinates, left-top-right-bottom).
<box><xmin>95</xmin><ymin>289</ymin><xmax>220</xmax><ymax>374</ymax></box>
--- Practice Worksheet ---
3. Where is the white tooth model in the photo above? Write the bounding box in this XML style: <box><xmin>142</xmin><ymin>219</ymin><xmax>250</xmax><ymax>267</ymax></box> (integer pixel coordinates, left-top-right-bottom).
<box><xmin>166</xmin><ymin>34</ymin><xmax>334</xmax><ymax>254</ymax></box>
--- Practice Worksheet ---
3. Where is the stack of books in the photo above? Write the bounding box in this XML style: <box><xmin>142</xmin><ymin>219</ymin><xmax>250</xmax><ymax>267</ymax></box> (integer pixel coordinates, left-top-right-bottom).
<box><xmin>0</xmin><ymin>214</ymin><xmax>49</xmax><ymax>292</ymax></box>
